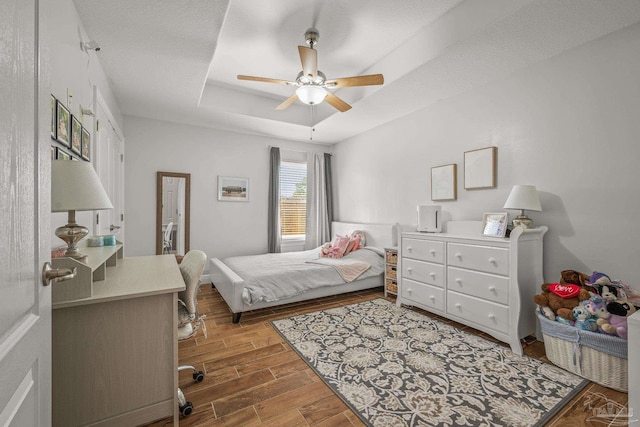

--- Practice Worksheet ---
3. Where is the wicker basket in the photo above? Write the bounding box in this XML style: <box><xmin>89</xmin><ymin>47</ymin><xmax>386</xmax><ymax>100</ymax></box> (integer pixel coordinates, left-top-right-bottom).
<box><xmin>385</xmin><ymin>278</ymin><xmax>397</xmax><ymax>294</ymax></box>
<box><xmin>385</xmin><ymin>251</ymin><xmax>398</xmax><ymax>264</ymax></box>
<box><xmin>385</xmin><ymin>265</ymin><xmax>397</xmax><ymax>280</ymax></box>
<box><xmin>537</xmin><ymin>312</ymin><xmax>628</xmax><ymax>392</ymax></box>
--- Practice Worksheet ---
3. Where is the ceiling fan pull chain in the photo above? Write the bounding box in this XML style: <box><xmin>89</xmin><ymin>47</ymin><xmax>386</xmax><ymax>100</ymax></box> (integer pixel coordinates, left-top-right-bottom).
<box><xmin>310</xmin><ymin>105</ymin><xmax>315</xmax><ymax>140</ymax></box>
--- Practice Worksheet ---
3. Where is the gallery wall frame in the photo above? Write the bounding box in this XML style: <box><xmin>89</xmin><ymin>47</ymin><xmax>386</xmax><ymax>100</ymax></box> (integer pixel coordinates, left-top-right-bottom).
<box><xmin>70</xmin><ymin>115</ymin><xmax>82</xmax><ymax>155</ymax></box>
<box><xmin>464</xmin><ymin>146</ymin><xmax>497</xmax><ymax>190</ymax></box>
<box><xmin>56</xmin><ymin>101</ymin><xmax>70</xmax><ymax>147</ymax></box>
<box><xmin>431</xmin><ymin>163</ymin><xmax>457</xmax><ymax>201</ymax></box>
<box><xmin>81</xmin><ymin>126</ymin><xmax>91</xmax><ymax>161</ymax></box>
<box><xmin>218</xmin><ymin>176</ymin><xmax>249</xmax><ymax>202</ymax></box>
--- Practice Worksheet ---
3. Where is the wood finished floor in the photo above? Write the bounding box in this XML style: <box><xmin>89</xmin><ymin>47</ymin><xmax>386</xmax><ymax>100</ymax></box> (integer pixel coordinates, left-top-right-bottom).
<box><xmin>144</xmin><ymin>285</ymin><xmax>629</xmax><ymax>427</ymax></box>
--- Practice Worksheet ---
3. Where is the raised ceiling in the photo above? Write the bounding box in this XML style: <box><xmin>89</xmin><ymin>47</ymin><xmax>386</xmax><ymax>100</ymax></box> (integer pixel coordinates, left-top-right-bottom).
<box><xmin>73</xmin><ymin>0</ymin><xmax>640</xmax><ymax>144</ymax></box>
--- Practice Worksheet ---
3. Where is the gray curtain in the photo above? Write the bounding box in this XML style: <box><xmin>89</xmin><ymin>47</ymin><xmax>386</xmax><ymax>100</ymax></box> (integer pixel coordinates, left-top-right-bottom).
<box><xmin>268</xmin><ymin>147</ymin><xmax>281</xmax><ymax>253</ymax></box>
<box><xmin>324</xmin><ymin>153</ymin><xmax>333</xmax><ymax>225</ymax></box>
<box><xmin>305</xmin><ymin>152</ymin><xmax>333</xmax><ymax>249</ymax></box>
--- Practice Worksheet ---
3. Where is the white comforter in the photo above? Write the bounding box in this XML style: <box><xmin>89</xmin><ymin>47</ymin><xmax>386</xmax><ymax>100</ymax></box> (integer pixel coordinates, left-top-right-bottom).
<box><xmin>221</xmin><ymin>247</ymin><xmax>384</xmax><ymax>305</ymax></box>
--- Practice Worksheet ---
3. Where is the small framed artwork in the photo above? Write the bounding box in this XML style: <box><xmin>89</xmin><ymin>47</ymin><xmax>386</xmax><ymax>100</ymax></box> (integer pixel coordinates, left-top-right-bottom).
<box><xmin>50</xmin><ymin>95</ymin><xmax>57</xmax><ymax>139</ymax></box>
<box><xmin>81</xmin><ymin>126</ymin><xmax>90</xmax><ymax>161</ymax></box>
<box><xmin>56</xmin><ymin>148</ymin><xmax>71</xmax><ymax>160</ymax></box>
<box><xmin>56</xmin><ymin>101</ymin><xmax>71</xmax><ymax>147</ymax></box>
<box><xmin>481</xmin><ymin>212</ymin><xmax>508</xmax><ymax>238</ymax></box>
<box><xmin>464</xmin><ymin>146</ymin><xmax>497</xmax><ymax>190</ymax></box>
<box><xmin>70</xmin><ymin>115</ymin><xmax>82</xmax><ymax>155</ymax></box>
<box><xmin>218</xmin><ymin>176</ymin><xmax>249</xmax><ymax>201</ymax></box>
<box><xmin>431</xmin><ymin>163</ymin><xmax>457</xmax><ymax>201</ymax></box>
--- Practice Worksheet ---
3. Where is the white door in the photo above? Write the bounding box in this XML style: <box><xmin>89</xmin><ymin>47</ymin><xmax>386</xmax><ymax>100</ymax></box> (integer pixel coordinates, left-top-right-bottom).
<box><xmin>95</xmin><ymin>92</ymin><xmax>125</xmax><ymax>243</ymax></box>
<box><xmin>0</xmin><ymin>0</ymin><xmax>52</xmax><ymax>424</ymax></box>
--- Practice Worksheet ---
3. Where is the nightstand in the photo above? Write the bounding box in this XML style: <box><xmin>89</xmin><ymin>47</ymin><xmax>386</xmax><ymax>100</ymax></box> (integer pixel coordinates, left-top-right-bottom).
<box><xmin>384</xmin><ymin>247</ymin><xmax>398</xmax><ymax>297</ymax></box>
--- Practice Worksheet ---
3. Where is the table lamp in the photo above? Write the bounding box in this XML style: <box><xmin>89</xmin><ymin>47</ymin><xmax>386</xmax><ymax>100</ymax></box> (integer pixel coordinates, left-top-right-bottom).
<box><xmin>503</xmin><ymin>184</ymin><xmax>542</xmax><ymax>229</ymax></box>
<box><xmin>52</xmin><ymin>160</ymin><xmax>113</xmax><ymax>263</ymax></box>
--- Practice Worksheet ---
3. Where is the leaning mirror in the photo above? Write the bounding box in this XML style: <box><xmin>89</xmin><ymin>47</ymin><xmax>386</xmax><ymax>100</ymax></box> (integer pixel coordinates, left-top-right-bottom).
<box><xmin>156</xmin><ymin>171</ymin><xmax>190</xmax><ymax>256</ymax></box>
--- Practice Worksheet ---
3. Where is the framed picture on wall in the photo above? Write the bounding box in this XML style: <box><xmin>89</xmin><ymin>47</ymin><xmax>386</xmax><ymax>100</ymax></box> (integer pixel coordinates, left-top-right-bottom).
<box><xmin>56</xmin><ymin>101</ymin><xmax>70</xmax><ymax>147</ymax></box>
<box><xmin>56</xmin><ymin>148</ymin><xmax>71</xmax><ymax>160</ymax></box>
<box><xmin>70</xmin><ymin>115</ymin><xmax>82</xmax><ymax>155</ymax></box>
<box><xmin>217</xmin><ymin>176</ymin><xmax>249</xmax><ymax>201</ymax></box>
<box><xmin>81</xmin><ymin>126</ymin><xmax>91</xmax><ymax>161</ymax></box>
<box><xmin>51</xmin><ymin>95</ymin><xmax>57</xmax><ymax>139</ymax></box>
<box><xmin>481</xmin><ymin>212</ymin><xmax>508</xmax><ymax>237</ymax></box>
<box><xmin>431</xmin><ymin>163</ymin><xmax>457</xmax><ymax>201</ymax></box>
<box><xmin>464</xmin><ymin>146</ymin><xmax>497</xmax><ymax>190</ymax></box>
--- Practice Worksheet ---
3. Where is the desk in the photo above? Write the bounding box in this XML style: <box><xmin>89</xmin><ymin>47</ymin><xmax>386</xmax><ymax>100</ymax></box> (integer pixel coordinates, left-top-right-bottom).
<box><xmin>52</xmin><ymin>254</ymin><xmax>185</xmax><ymax>426</ymax></box>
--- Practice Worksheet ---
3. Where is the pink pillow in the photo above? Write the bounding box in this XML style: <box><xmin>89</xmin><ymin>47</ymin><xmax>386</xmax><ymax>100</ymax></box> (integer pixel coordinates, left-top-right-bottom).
<box><xmin>329</xmin><ymin>235</ymin><xmax>349</xmax><ymax>259</ymax></box>
<box><xmin>343</xmin><ymin>237</ymin><xmax>359</xmax><ymax>256</ymax></box>
<box><xmin>350</xmin><ymin>230</ymin><xmax>366</xmax><ymax>248</ymax></box>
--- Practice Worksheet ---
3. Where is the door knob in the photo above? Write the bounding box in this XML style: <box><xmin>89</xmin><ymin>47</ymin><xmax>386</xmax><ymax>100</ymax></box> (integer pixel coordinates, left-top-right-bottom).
<box><xmin>42</xmin><ymin>262</ymin><xmax>77</xmax><ymax>286</ymax></box>
<box><xmin>110</xmin><ymin>225</ymin><xmax>121</xmax><ymax>231</ymax></box>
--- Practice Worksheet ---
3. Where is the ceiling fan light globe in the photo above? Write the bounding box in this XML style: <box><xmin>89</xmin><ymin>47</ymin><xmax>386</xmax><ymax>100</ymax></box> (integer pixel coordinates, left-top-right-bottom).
<box><xmin>296</xmin><ymin>85</ymin><xmax>327</xmax><ymax>105</ymax></box>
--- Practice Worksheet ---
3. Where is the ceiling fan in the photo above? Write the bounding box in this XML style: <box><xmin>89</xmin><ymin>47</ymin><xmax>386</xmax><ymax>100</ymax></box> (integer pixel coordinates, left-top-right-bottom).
<box><xmin>237</xmin><ymin>28</ymin><xmax>384</xmax><ymax>112</ymax></box>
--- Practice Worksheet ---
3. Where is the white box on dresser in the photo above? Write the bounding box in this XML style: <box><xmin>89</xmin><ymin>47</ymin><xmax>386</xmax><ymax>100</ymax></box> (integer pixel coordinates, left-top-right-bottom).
<box><xmin>397</xmin><ymin>220</ymin><xmax>547</xmax><ymax>355</ymax></box>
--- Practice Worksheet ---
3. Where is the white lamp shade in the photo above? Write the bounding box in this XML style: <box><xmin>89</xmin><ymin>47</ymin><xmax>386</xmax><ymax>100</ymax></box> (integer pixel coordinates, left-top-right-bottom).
<box><xmin>503</xmin><ymin>185</ymin><xmax>542</xmax><ymax>211</ymax></box>
<box><xmin>52</xmin><ymin>160</ymin><xmax>113</xmax><ymax>212</ymax></box>
<box><xmin>296</xmin><ymin>85</ymin><xmax>327</xmax><ymax>105</ymax></box>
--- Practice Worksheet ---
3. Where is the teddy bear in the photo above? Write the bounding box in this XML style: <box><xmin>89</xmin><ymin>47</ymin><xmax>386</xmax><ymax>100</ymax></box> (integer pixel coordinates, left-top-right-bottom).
<box><xmin>572</xmin><ymin>305</ymin><xmax>597</xmax><ymax>332</ymax></box>
<box><xmin>534</xmin><ymin>269</ymin><xmax>593</xmax><ymax>321</ymax></box>
<box><xmin>598</xmin><ymin>300</ymin><xmax>638</xmax><ymax>339</ymax></box>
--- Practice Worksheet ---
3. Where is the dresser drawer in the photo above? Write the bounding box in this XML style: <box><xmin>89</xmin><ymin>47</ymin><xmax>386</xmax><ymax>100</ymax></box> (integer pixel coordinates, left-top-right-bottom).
<box><xmin>447</xmin><ymin>243</ymin><xmax>509</xmax><ymax>275</ymax></box>
<box><xmin>402</xmin><ymin>238</ymin><xmax>445</xmax><ymax>263</ymax></box>
<box><xmin>402</xmin><ymin>258</ymin><xmax>445</xmax><ymax>288</ymax></box>
<box><xmin>447</xmin><ymin>291</ymin><xmax>509</xmax><ymax>334</ymax></box>
<box><xmin>401</xmin><ymin>278</ymin><xmax>445</xmax><ymax>312</ymax></box>
<box><xmin>447</xmin><ymin>267</ymin><xmax>509</xmax><ymax>305</ymax></box>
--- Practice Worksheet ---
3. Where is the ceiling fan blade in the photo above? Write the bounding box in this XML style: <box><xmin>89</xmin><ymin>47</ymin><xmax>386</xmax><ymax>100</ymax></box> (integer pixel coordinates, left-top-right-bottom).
<box><xmin>324</xmin><ymin>93</ymin><xmax>351</xmax><ymax>112</ymax></box>
<box><xmin>325</xmin><ymin>74</ymin><xmax>384</xmax><ymax>88</ymax></box>
<box><xmin>275</xmin><ymin>94</ymin><xmax>299</xmax><ymax>110</ymax></box>
<box><xmin>237</xmin><ymin>75</ymin><xmax>295</xmax><ymax>85</ymax></box>
<box><xmin>298</xmin><ymin>46</ymin><xmax>318</xmax><ymax>79</ymax></box>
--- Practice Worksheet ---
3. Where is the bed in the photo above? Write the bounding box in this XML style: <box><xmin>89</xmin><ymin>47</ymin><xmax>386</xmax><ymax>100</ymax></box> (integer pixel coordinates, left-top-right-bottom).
<box><xmin>210</xmin><ymin>221</ymin><xmax>398</xmax><ymax>323</ymax></box>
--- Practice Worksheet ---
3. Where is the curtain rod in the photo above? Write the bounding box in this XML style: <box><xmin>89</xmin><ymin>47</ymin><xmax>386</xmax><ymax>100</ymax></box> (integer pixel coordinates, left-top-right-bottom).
<box><xmin>269</xmin><ymin>146</ymin><xmax>332</xmax><ymax>155</ymax></box>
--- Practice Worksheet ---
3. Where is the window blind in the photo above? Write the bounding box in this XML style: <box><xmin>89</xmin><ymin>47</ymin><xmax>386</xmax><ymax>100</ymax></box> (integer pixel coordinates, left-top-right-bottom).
<box><xmin>280</xmin><ymin>161</ymin><xmax>307</xmax><ymax>237</ymax></box>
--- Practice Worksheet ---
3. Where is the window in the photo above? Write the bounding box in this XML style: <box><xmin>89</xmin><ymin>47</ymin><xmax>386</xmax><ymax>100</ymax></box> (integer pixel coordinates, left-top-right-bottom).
<box><xmin>280</xmin><ymin>160</ymin><xmax>307</xmax><ymax>239</ymax></box>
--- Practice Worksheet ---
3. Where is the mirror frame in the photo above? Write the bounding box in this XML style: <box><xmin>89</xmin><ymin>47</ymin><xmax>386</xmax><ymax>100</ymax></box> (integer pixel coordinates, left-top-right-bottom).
<box><xmin>156</xmin><ymin>171</ymin><xmax>191</xmax><ymax>255</ymax></box>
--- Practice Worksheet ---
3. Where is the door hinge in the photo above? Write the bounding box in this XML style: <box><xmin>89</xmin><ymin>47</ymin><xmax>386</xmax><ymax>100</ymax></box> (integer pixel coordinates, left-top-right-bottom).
<box><xmin>120</xmin><ymin>154</ymin><xmax>124</xmax><ymax>162</ymax></box>
<box><xmin>96</xmin><ymin>213</ymin><xmax>99</xmax><ymax>225</ymax></box>
<box><xmin>96</xmin><ymin>119</ymin><xmax>99</xmax><ymax>132</ymax></box>
<box><xmin>121</xmin><ymin>213</ymin><xmax>124</xmax><ymax>221</ymax></box>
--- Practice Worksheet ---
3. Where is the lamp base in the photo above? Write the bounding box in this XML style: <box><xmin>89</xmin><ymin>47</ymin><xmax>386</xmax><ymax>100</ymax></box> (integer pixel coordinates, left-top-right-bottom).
<box><xmin>55</xmin><ymin>221</ymin><xmax>89</xmax><ymax>264</ymax></box>
<box><xmin>511</xmin><ymin>215</ymin><xmax>534</xmax><ymax>229</ymax></box>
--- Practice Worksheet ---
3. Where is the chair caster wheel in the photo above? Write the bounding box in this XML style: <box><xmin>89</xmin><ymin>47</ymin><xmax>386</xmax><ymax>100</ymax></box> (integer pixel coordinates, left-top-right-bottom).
<box><xmin>193</xmin><ymin>370</ymin><xmax>205</xmax><ymax>382</ymax></box>
<box><xmin>180</xmin><ymin>401</ymin><xmax>193</xmax><ymax>417</ymax></box>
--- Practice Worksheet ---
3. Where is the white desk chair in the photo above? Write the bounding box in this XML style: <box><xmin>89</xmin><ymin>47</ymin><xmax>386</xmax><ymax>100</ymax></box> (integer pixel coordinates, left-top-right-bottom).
<box><xmin>176</xmin><ymin>249</ymin><xmax>207</xmax><ymax>417</ymax></box>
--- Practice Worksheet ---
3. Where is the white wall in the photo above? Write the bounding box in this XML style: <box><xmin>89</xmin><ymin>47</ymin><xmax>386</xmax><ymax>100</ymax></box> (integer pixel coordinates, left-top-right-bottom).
<box><xmin>48</xmin><ymin>0</ymin><xmax>123</xmax><ymax>248</ymax></box>
<box><xmin>333</xmin><ymin>23</ymin><xmax>640</xmax><ymax>285</ymax></box>
<box><xmin>123</xmin><ymin>116</ymin><xmax>329</xmax><ymax>268</ymax></box>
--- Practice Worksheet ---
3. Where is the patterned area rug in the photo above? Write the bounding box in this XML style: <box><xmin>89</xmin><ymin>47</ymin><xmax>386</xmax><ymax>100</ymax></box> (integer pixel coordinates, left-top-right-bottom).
<box><xmin>271</xmin><ymin>299</ymin><xmax>588</xmax><ymax>427</ymax></box>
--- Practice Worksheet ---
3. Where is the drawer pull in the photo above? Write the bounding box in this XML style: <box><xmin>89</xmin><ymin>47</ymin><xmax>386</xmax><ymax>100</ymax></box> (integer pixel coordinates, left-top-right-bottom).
<box><xmin>455</xmin><ymin>278</ymin><xmax>462</xmax><ymax>284</ymax></box>
<box><xmin>429</xmin><ymin>249</ymin><xmax>436</xmax><ymax>256</ymax></box>
<box><xmin>407</xmin><ymin>288</ymin><xmax>413</xmax><ymax>295</ymax></box>
<box><xmin>429</xmin><ymin>272</ymin><xmax>436</xmax><ymax>278</ymax></box>
<box><xmin>455</xmin><ymin>253</ymin><xmax>462</xmax><ymax>260</ymax></box>
<box><xmin>429</xmin><ymin>295</ymin><xmax>435</xmax><ymax>301</ymax></box>
<box><xmin>455</xmin><ymin>303</ymin><xmax>461</xmax><ymax>309</ymax></box>
<box><xmin>407</xmin><ymin>247</ymin><xmax>413</xmax><ymax>252</ymax></box>
<box><xmin>489</xmin><ymin>257</ymin><xmax>497</xmax><ymax>265</ymax></box>
<box><xmin>407</xmin><ymin>267</ymin><xmax>413</xmax><ymax>274</ymax></box>
<box><xmin>488</xmin><ymin>286</ymin><xmax>496</xmax><ymax>292</ymax></box>
<box><xmin>488</xmin><ymin>314</ymin><xmax>496</xmax><ymax>320</ymax></box>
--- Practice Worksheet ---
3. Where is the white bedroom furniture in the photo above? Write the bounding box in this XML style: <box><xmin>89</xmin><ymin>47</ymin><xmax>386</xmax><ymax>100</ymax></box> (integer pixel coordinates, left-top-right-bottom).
<box><xmin>398</xmin><ymin>221</ymin><xmax>547</xmax><ymax>355</ymax></box>
<box><xmin>52</xmin><ymin>243</ymin><xmax>184</xmax><ymax>426</ymax></box>
<box><xmin>210</xmin><ymin>221</ymin><xmax>397</xmax><ymax>323</ymax></box>
<box><xmin>384</xmin><ymin>247</ymin><xmax>398</xmax><ymax>297</ymax></box>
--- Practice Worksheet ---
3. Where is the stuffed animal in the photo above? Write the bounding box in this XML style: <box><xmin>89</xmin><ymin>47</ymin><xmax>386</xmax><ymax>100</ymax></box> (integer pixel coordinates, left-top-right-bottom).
<box><xmin>588</xmin><ymin>272</ymin><xmax>621</xmax><ymax>302</ymax></box>
<box><xmin>598</xmin><ymin>300</ymin><xmax>638</xmax><ymax>339</ymax></box>
<box><xmin>582</xmin><ymin>294</ymin><xmax>609</xmax><ymax>322</ymax></box>
<box><xmin>573</xmin><ymin>305</ymin><xmax>598</xmax><ymax>331</ymax></box>
<box><xmin>533</xmin><ymin>270</ymin><xmax>593</xmax><ymax>321</ymax></box>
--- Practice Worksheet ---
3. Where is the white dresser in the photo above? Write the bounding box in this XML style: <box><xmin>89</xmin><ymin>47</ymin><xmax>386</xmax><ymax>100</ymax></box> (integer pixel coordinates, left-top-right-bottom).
<box><xmin>398</xmin><ymin>221</ymin><xmax>547</xmax><ymax>355</ymax></box>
